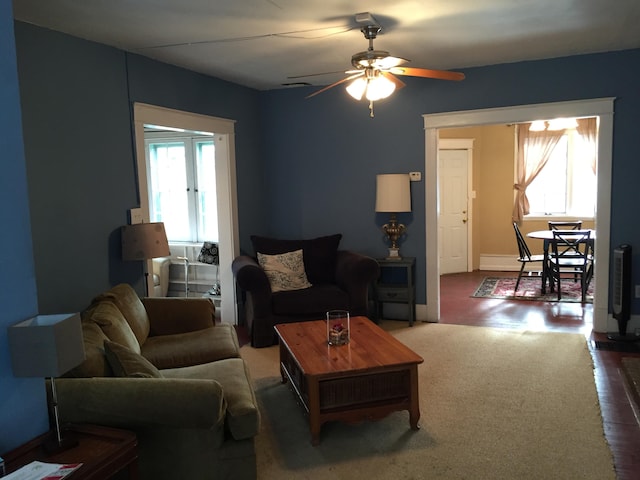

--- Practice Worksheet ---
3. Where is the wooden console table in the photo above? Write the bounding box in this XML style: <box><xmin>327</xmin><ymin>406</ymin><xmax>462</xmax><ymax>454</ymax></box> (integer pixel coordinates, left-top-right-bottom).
<box><xmin>2</xmin><ymin>424</ymin><xmax>139</xmax><ymax>479</ymax></box>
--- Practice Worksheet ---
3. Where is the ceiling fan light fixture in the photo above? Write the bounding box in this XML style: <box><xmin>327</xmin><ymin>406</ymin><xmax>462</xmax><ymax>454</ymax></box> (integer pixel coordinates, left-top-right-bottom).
<box><xmin>365</xmin><ymin>74</ymin><xmax>396</xmax><ymax>101</ymax></box>
<box><xmin>548</xmin><ymin>117</ymin><xmax>578</xmax><ymax>130</ymax></box>
<box><xmin>346</xmin><ymin>77</ymin><xmax>367</xmax><ymax>100</ymax></box>
<box><xmin>529</xmin><ymin>120</ymin><xmax>546</xmax><ymax>131</ymax></box>
<box><xmin>346</xmin><ymin>72</ymin><xmax>395</xmax><ymax>102</ymax></box>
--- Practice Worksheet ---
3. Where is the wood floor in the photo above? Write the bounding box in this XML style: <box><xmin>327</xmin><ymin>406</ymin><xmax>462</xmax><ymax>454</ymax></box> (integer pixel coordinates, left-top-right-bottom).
<box><xmin>236</xmin><ymin>270</ymin><xmax>640</xmax><ymax>478</ymax></box>
<box><xmin>441</xmin><ymin>271</ymin><xmax>640</xmax><ymax>480</ymax></box>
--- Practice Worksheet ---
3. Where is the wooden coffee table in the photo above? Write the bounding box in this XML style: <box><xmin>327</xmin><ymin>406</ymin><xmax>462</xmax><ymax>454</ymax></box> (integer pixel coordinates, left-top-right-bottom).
<box><xmin>274</xmin><ymin>316</ymin><xmax>424</xmax><ymax>445</ymax></box>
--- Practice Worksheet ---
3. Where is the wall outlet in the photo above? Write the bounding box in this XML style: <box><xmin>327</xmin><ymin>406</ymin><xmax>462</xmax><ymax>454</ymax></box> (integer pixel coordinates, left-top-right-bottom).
<box><xmin>635</xmin><ymin>285</ymin><xmax>640</xmax><ymax>298</ymax></box>
<box><xmin>409</xmin><ymin>172</ymin><xmax>422</xmax><ymax>182</ymax></box>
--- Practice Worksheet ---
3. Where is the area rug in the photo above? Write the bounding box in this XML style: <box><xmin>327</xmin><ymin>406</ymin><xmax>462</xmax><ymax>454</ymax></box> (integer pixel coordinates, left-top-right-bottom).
<box><xmin>472</xmin><ymin>276</ymin><xmax>594</xmax><ymax>303</ymax></box>
<box><xmin>240</xmin><ymin>322</ymin><xmax>614</xmax><ymax>479</ymax></box>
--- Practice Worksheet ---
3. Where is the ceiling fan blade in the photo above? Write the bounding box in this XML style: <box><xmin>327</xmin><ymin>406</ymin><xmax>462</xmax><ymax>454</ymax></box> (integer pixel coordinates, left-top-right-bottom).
<box><xmin>381</xmin><ymin>71</ymin><xmax>406</xmax><ymax>90</ymax></box>
<box><xmin>287</xmin><ymin>70</ymin><xmax>347</xmax><ymax>79</ymax></box>
<box><xmin>389</xmin><ymin>67</ymin><xmax>465</xmax><ymax>81</ymax></box>
<box><xmin>306</xmin><ymin>72</ymin><xmax>364</xmax><ymax>99</ymax></box>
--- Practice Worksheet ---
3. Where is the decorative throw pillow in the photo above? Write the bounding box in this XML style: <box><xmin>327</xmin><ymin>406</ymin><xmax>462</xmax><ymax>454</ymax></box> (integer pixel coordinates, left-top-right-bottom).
<box><xmin>103</xmin><ymin>340</ymin><xmax>163</xmax><ymax>378</ymax></box>
<box><xmin>256</xmin><ymin>249</ymin><xmax>313</xmax><ymax>293</ymax></box>
<box><xmin>251</xmin><ymin>234</ymin><xmax>342</xmax><ymax>284</ymax></box>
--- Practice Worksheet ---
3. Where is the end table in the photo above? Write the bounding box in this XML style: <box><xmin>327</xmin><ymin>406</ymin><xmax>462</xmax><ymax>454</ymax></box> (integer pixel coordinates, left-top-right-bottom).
<box><xmin>373</xmin><ymin>257</ymin><xmax>416</xmax><ymax>326</ymax></box>
<box><xmin>2</xmin><ymin>424</ymin><xmax>139</xmax><ymax>479</ymax></box>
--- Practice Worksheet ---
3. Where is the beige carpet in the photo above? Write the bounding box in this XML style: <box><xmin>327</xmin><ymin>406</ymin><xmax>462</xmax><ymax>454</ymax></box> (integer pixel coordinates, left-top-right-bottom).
<box><xmin>240</xmin><ymin>322</ymin><xmax>615</xmax><ymax>479</ymax></box>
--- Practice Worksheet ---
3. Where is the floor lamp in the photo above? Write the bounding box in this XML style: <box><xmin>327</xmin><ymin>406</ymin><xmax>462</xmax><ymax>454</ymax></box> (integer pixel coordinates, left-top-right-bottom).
<box><xmin>121</xmin><ymin>222</ymin><xmax>171</xmax><ymax>295</ymax></box>
<box><xmin>8</xmin><ymin>313</ymin><xmax>86</xmax><ymax>453</ymax></box>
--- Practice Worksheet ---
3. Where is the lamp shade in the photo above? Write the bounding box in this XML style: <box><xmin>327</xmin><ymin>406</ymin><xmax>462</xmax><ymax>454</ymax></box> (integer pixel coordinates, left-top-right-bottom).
<box><xmin>375</xmin><ymin>174</ymin><xmax>411</xmax><ymax>213</ymax></box>
<box><xmin>197</xmin><ymin>241</ymin><xmax>219</xmax><ymax>265</ymax></box>
<box><xmin>121</xmin><ymin>222</ymin><xmax>170</xmax><ymax>261</ymax></box>
<box><xmin>8</xmin><ymin>313</ymin><xmax>85</xmax><ymax>378</ymax></box>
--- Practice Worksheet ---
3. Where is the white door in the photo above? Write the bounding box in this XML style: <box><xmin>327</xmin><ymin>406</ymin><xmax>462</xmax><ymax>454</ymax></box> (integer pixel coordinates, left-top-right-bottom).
<box><xmin>438</xmin><ymin>149</ymin><xmax>469</xmax><ymax>274</ymax></box>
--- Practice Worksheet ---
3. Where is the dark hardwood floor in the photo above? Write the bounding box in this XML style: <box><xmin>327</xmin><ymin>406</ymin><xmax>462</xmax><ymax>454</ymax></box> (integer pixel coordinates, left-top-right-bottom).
<box><xmin>441</xmin><ymin>271</ymin><xmax>640</xmax><ymax>480</ymax></box>
<box><xmin>236</xmin><ymin>270</ymin><xmax>640</xmax><ymax>478</ymax></box>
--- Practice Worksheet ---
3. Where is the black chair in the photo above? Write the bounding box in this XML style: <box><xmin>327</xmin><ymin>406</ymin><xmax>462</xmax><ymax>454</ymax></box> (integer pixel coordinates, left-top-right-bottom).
<box><xmin>548</xmin><ymin>221</ymin><xmax>584</xmax><ymax>279</ymax></box>
<box><xmin>513</xmin><ymin>222</ymin><xmax>545</xmax><ymax>293</ymax></box>
<box><xmin>548</xmin><ymin>230</ymin><xmax>594</xmax><ymax>302</ymax></box>
<box><xmin>548</xmin><ymin>221</ymin><xmax>583</xmax><ymax>230</ymax></box>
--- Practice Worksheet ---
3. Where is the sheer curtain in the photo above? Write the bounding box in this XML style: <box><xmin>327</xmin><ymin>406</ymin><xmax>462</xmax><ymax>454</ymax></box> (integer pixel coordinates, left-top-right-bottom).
<box><xmin>577</xmin><ymin>117</ymin><xmax>598</xmax><ymax>175</ymax></box>
<box><xmin>512</xmin><ymin>124</ymin><xmax>564</xmax><ymax>222</ymax></box>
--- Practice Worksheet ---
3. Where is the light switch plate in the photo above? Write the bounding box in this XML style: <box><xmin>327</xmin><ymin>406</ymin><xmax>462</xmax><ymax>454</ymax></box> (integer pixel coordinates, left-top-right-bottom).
<box><xmin>129</xmin><ymin>208</ymin><xmax>143</xmax><ymax>224</ymax></box>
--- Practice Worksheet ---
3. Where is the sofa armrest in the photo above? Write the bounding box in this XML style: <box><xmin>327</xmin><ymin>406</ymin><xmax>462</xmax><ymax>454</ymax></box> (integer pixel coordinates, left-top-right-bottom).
<box><xmin>56</xmin><ymin>377</ymin><xmax>226</xmax><ymax>429</ymax></box>
<box><xmin>335</xmin><ymin>250</ymin><xmax>380</xmax><ymax>315</ymax></box>
<box><xmin>142</xmin><ymin>297</ymin><xmax>215</xmax><ymax>336</ymax></box>
<box><xmin>232</xmin><ymin>256</ymin><xmax>273</xmax><ymax>317</ymax></box>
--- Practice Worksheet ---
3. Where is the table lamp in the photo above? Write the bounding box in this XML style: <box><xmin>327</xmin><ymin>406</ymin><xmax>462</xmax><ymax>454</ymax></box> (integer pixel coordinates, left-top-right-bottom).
<box><xmin>121</xmin><ymin>222</ymin><xmax>171</xmax><ymax>295</ymax></box>
<box><xmin>375</xmin><ymin>173</ymin><xmax>411</xmax><ymax>258</ymax></box>
<box><xmin>7</xmin><ymin>313</ymin><xmax>85</xmax><ymax>453</ymax></box>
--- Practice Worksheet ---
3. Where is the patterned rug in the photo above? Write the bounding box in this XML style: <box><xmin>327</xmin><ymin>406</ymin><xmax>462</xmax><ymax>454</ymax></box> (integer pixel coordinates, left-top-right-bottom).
<box><xmin>472</xmin><ymin>276</ymin><xmax>594</xmax><ymax>303</ymax></box>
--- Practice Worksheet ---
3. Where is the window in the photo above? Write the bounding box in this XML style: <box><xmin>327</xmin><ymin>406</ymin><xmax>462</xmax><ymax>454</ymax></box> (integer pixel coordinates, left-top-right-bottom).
<box><xmin>145</xmin><ymin>131</ymin><xmax>218</xmax><ymax>243</ymax></box>
<box><xmin>523</xmin><ymin>120</ymin><xmax>597</xmax><ymax>218</ymax></box>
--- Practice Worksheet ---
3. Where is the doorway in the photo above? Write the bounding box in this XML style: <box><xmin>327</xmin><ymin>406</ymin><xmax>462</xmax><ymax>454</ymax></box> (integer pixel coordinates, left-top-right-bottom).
<box><xmin>424</xmin><ymin>98</ymin><xmax>614</xmax><ymax>333</ymax></box>
<box><xmin>132</xmin><ymin>103</ymin><xmax>240</xmax><ymax>325</ymax></box>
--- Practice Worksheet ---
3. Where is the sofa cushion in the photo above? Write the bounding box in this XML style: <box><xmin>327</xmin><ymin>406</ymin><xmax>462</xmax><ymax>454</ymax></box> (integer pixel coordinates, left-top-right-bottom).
<box><xmin>93</xmin><ymin>283</ymin><xmax>150</xmax><ymax>345</ymax></box>
<box><xmin>64</xmin><ymin>321</ymin><xmax>114</xmax><ymax>378</ymax></box>
<box><xmin>256</xmin><ymin>249</ymin><xmax>312</xmax><ymax>292</ymax></box>
<box><xmin>104</xmin><ymin>340</ymin><xmax>163</xmax><ymax>378</ymax></box>
<box><xmin>250</xmin><ymin>234</ymin><xmax>341</xmax><ymax>284</ymax></box>
<box><xmin>161</xmin><ymin>357</ymin><xmax>260</xmax><ymax>440</ymax></box>
<box><xmin>271</xmin><ymin>284</ymin><xmax>349</xmax><ymax>316</ymax></box>
<box><xmin>89</xmin><ymin>300</ymin><xmax>141</xmax><ymax>354</ymax></box>
<box><xmin>141</xmin><ymin>323</ymin><xmax>240</xmax><ymax>369</ymax></box>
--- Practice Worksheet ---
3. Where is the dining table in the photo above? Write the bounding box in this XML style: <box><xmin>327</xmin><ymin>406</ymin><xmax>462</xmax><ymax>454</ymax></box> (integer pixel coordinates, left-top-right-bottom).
<box><xmin>526</xmin><ymin>229</ymin><xmax>596</xmax><ymax>293</ymax></box>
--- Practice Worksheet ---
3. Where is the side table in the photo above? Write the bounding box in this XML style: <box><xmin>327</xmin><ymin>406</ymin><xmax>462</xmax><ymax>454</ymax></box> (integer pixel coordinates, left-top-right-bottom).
<box><xmin>2</xmin><ymin>424</ymin><xmax>139</xmax><ymax>479</ymax></box>
<box><xmin>373</xmin><ymin>257</ymin><xmax>416</xmax><ymax>326</ymax></box>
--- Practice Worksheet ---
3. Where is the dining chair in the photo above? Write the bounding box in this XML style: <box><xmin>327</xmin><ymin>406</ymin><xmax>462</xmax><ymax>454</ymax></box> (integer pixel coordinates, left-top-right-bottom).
<box><xmin>548</xmin><ymin>230</ymin><xmax>594</xmax><ymax>302</ymax></box>
<box><xmin>548</xmin><ymin>221</ymin><xmax>583</xmax><ymax>230</ymax></box>
<box><xmin>513</xmin><ymin>222</ymin><xmax>546</xmax><ymax>293</ymax></box>
<box><xmin>548</xmin><ymin>221</ymin><xmax>585</xmax><ymax>280</ymax></box>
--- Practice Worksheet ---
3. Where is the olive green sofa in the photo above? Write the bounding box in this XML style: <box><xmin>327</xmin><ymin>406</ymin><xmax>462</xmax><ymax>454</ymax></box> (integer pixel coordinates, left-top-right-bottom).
<box><xmin>55</xmin><ymin>283</ymin><xmax>259</xmax><ymax>480</ymax></box>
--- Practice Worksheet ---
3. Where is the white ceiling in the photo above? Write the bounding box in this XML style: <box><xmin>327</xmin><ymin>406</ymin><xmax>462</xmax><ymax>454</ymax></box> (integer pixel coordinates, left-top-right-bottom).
<box><xmin>12</xmin><ymin>0</ymin><xmax>640</xmax><ymax>91</ymax></box>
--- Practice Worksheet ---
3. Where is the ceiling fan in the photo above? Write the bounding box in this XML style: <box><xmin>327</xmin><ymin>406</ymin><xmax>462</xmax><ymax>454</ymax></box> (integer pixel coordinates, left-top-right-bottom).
<box><xmin>297</xmin><ymin>22</ymin><xmax>465</xmax><ymax>117</ymax></box>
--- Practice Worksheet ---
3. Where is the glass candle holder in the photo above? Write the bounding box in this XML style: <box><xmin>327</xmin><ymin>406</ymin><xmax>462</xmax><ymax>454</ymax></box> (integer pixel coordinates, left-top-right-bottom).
<box><xmin>326</xmin><ymin>310</ymin><xmax>350</xmax><ymax>346</ymax></box>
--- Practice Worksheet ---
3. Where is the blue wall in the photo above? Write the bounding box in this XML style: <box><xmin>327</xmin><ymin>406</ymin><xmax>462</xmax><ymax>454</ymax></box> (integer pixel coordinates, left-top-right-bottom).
<box><xmin>14</xmin><ymin>22</ymin><xmax>267</xmax><ymax>314</ymax></box>
<box><xmin>260</xmin><ymin>49</ymin><xmax>640</xmax><ymax>304</ymax></box>
<box><xmin>0</xmin><ymin>5</ymin><xmax>44</xmax><ymax>452</ymax></box>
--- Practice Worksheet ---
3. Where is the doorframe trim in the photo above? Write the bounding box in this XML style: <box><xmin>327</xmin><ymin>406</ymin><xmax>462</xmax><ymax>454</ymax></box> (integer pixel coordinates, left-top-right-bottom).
<box><xmin>423</xmin><ymin>98</ymin><xmax>615</xmax><ymax>332</ymax></box>
<box><xmin>132</xmin><ymin>102</ymin><xmax>240</xmax><ymax>324</ymax></box>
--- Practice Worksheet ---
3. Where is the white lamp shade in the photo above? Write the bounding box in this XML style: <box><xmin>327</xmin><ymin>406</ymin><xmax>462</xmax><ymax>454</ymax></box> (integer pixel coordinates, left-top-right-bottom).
<box><xmin>375</xmin><ymin>174</ymin><xmax>411</xmax><ymax>212</ymax></box>
<box><xmin>8</xmin><ymin>313</ymin><xmax>85</xmax><ymax>378</ymax></box>
<box><xmin>121</xmin><ymin>222</ymin><xmax>171</xmax><ymax>261</ymax></box>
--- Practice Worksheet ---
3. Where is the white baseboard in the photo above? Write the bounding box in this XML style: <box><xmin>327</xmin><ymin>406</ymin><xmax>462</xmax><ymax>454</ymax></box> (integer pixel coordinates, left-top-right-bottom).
<box><xmin>478</xmin><ymin>254</ymin><xmax>521</xmax><ymax>272</ymax></box>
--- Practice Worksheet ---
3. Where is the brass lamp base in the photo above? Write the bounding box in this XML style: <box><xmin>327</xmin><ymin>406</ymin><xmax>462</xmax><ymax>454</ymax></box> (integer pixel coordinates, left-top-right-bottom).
<box><xmin>386</xmin><ymin>247</ymin><xmax>401</xmax><ymax>259</ymax></box>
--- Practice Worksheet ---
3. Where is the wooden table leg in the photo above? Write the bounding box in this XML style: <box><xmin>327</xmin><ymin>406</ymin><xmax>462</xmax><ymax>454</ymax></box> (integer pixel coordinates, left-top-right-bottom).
<box><xmin>307</xmin><ymin>377</ymin><xmax>322</xmax><ymax>445</ymax></box>
<box><xmin>408</xmin><ymin>365</ymin><xmax>421</xmax><ymax>430</ymax></box>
